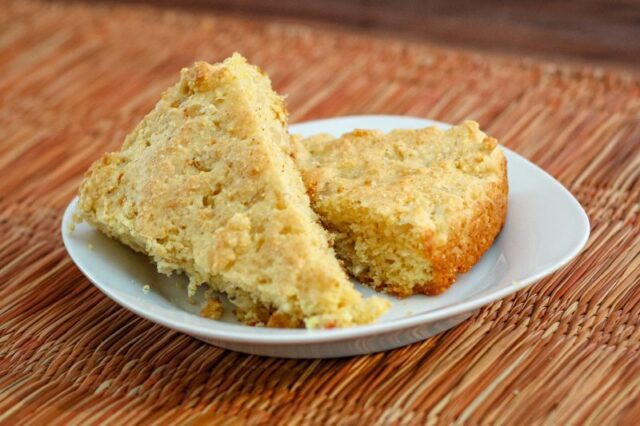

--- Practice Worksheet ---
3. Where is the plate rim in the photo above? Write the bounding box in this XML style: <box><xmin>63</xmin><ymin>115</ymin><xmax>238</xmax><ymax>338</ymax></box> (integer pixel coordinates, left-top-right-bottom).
<box><xmin>61</xmin><ymin>114</ymin><xmax>590</xmax><ymax>344</ymax></box>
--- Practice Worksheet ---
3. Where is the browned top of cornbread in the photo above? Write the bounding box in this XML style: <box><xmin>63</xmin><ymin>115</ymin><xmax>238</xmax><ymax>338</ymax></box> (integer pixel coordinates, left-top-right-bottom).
<box><xmin>77</xmin><ymin>54</ymin><xmax>388</xmax><ymax>328</ymax></box>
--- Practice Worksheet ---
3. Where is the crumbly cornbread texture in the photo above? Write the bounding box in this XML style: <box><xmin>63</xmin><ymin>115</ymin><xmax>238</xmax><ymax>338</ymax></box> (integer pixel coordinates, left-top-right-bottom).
<box><xmin>293</xmin><ymin>122</ymin><xmax>508</xmax><ymax>296</ymax></box>
<box><xmin>77</xmin><ymin>54</ymin><xmax>388</xmax><ymax>328</ymax></box>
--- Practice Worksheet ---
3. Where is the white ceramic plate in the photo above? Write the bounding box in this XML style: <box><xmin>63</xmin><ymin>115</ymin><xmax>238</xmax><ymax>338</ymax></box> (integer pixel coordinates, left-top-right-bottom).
<box><xmin>61</xmin><ymin>115</ymin><xmax>589</xmax><ymax>358</ymax></box>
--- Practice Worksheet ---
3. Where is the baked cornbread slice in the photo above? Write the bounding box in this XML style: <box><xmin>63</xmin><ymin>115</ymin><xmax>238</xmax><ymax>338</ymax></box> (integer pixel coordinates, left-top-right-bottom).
<box><xmin>77</xmin><ymin>54</ymin><xmax>388</xmax><ymax>328</ymax></box>
<box><xmin>293</xmin><ymin>122</ymin><xmax>508</xmax><ymax>296</ymax></box>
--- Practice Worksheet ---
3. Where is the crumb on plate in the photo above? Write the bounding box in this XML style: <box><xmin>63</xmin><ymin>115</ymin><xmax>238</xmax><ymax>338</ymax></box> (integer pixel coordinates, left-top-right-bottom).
<box><xmin>201</xmin><ymin>297</ymin><xmax>224</xmax><ymax>320</ymax></box>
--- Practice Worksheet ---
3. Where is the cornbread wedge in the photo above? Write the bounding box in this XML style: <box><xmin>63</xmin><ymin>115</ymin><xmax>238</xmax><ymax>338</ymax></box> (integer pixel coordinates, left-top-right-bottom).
<box><xmin>293</xmin><ymin>122</ymin><xmax>508</xmax><ymax>296</ymax></box>
<box><xmin>77</xmin><ymin>54</ymin><xmax>388</xmax><ymax>328</ymax></box>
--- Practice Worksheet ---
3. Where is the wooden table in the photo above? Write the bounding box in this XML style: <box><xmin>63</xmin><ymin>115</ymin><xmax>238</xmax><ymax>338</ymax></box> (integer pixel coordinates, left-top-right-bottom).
<box><xmin>1</xmin><ymin>0</ymin><xmax>639</xmax><ymax>424</ymax></box>
<box><xmin>142</xmin><ymin>0</ymin><xmax>640</xmax><ymax>66</ymax></box>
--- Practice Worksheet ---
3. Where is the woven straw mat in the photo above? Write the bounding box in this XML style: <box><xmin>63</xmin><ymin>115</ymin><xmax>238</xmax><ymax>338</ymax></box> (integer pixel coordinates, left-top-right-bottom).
<box><xmin>1</xmin><ymin>0</ymin><xmax>639</xmax><ymax>424</ymax></box>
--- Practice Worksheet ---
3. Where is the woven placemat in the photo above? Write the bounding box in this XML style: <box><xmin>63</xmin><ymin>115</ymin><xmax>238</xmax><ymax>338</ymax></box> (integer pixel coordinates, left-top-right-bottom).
<box><xmin>1</xmin><ymin>0</ymin><xmax>639</xmax><ymax>424</ymax></box>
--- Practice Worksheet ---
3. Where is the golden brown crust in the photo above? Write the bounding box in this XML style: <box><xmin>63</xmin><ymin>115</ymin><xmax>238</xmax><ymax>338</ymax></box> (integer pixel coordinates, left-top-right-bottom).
<box><xmin>417</xmin><ymin>155</ymin><xmax>508</xmax><ymax>296</ymax></box>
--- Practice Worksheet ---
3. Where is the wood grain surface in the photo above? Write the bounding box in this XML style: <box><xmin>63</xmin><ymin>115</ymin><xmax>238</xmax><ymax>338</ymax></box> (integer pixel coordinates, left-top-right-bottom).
<box><xmin>1</xmin><ymin>0</ymin><xmax>640</xmax><ymax>424</ymax></box>
<box><xmin>119</xmin><ymin>0</ymin><xmax>640</xmax><ymax>66</ymax></box>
